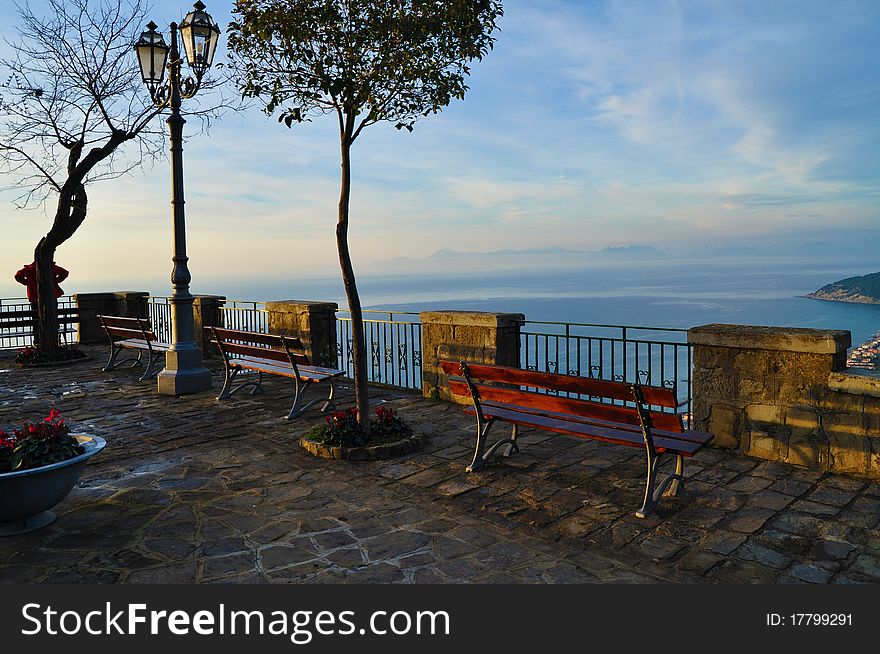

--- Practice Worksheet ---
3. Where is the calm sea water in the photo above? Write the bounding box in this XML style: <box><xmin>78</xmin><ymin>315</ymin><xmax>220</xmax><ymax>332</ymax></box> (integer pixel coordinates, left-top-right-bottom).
<box><xmin>5</xmin><ymin>258</ymin><xmax>878</xmax><ymax>346</ymax></box>
<box><xmin>199</xmin><ymin>258</ymin><xmax>880</xmax><ymax>347</ymax></box>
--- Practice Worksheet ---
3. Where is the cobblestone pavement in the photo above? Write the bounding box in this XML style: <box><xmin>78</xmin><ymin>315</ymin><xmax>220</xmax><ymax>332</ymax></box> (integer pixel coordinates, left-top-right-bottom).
<box><xmin>1</xmin><ymin>346</ymin><xmax>879</xmax><ymax>584</ymax></box>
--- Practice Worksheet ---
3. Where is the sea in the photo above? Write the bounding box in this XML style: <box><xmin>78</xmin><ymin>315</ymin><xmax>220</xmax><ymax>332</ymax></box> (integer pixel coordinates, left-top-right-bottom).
<box><xmin>193</xmin><ymin>258</ymin><xmax>880</xmax><ymax>348</ymax></box>
<box><xmin>4</xmin><ymin>257</ymin><xmax>879</xmax><ymax>347</ymax></box>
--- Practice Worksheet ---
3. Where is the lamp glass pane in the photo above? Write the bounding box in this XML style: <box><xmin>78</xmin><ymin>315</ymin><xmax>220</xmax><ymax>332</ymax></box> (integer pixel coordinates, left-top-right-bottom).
<box><xmin>134</xmin><ymin>28</ymin><xmax>168</xmax><ymax>84</ymax></box>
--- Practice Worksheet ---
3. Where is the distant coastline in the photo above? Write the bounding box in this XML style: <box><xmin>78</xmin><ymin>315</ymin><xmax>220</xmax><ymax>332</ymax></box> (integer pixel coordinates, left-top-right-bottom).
<box><xmin>806</xmin><ymin>271</ymin><xmax>880</xmax><ymax>305</ymax></box>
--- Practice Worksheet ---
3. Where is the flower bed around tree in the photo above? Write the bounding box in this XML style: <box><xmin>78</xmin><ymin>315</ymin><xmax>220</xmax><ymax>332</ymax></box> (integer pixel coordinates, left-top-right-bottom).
<box><xmin>300</xmin><ymin>405</ymin><xmax>421</xmax><ymax>461</ymax></box>
<box><xmin>15</xmin><ymin>345</ymin><xmax>87</xmax><ymax>368</ymax></box>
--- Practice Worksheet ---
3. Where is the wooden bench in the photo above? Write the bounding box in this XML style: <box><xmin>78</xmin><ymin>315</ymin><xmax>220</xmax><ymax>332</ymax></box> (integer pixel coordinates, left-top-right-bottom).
<box><xmin>97</xmin><ymin>315</ymin><xmax>170</xmax><ymax>381</ymax></box>
<box><xmin>208</xmin><ymin>326</ymin><xmax>345</xmax><ymax>420</ymax></box>
<box><xmin>440</xmin><ymin>360</ymin><xmax>714</xmax><ymax>518</ymax></box>
<box><xmin>0</xmin><ymin>307</ymin><xmax>79</xmax><ymax>345</ymax></box>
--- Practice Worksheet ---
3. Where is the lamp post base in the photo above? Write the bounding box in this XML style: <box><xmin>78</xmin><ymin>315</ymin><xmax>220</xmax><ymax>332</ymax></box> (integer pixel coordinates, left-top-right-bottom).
<box><xmin>157</xmin><ymin>349</ymin><xmax>212</xmax><ymax>396</ymax></box>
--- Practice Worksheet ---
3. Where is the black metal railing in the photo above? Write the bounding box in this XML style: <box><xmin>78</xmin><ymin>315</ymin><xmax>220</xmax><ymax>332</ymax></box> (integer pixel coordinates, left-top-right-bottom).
<box><xmin>146</xmin><ymin>296</ymin><xmax>173</xmax><ymax>344</ymax></box>
<box><xmin>218</xmin><ymin>300</ymin><xmax>268</xmax><ymax>333</ymax></box>
<box><xmin>336</xmin><ymin>310</ymin><xmax>423</xmax><ymax>391</ymax></box>
<box><xmin>0</xmin><ymin>295</ymin><xmax>77</xmax><ymax>350</ymax></box>
<box><xmin>520</xmin><ymin>321</ymin><xmax>693</xmax><ymax>422</ymax></box>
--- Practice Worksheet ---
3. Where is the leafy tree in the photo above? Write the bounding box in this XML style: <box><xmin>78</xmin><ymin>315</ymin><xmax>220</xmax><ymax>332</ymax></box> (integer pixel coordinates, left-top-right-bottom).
<box><xmin>228</xmin><ymin>0</ymin><xmax>503</xmax><ymax>425</ymax></box>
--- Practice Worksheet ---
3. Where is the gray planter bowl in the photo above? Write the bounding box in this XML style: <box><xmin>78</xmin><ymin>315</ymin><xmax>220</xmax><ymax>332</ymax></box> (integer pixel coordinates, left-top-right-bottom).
<box><xmin>0</xmin><ymin>435</ymin><xmax>106</xmax><ymax>536</ymax></box>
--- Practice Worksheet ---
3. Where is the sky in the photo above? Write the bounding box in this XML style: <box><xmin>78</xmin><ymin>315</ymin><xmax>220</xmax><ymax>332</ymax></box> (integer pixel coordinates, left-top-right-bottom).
<box><xmin>0</xmin><ymin>0</ymin><xmax>878</xmax><ymax>295</ymax></box>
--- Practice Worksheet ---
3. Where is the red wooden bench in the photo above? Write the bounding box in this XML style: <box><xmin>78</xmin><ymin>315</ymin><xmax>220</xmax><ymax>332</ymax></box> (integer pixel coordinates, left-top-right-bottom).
<box><xmin>208</xmin><ymin>327</ymin><xmax>345</xmax><ymax>420</ymax></box>
<box><xmin>440</xmin><ymin>360</ymin><xmax>714</xmax><ymax>518</ymax></box>
<box><xmin>98</xmin><ymin>315</ymin><xmax>170</xmax><ymax>381</ymax></box>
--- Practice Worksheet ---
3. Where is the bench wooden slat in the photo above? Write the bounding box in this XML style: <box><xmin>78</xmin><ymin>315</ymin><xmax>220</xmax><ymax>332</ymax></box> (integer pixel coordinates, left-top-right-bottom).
<box><xmin>210</xmin><ymin>327</ymin><xmax>304</xmax><ymax>351</ymax></box>
<box><xmin>115</xmin><ymin>338</ymin><xmax>171</xmax><ymax>351</ymax></box>
<box><xmin>97</xmin><ymin>315</ymin><xmax>147</xmax><ymax>328</ymax></box>
<box><xmin>0</xmin><ymin>310</ymin><xmax>39</xmax><ymax>319</ymax></box>
<box><xmin>103</xmin><ymin>326</ymin><xmax>156</xmax><ymax>341</ymax></box>
<box><xmin>447</xmin><ymin>378</ymin><xmax>684</xmax><ymax>433</ymax></box>
<box><xmin>441</xmin><ymin>360</ymin><xmax>679</xmax><ymax>408</ymax></box>
<box><xmin>477</xmin><ymin>400</ymin><xmax>712</xmax><ymax>446</ymax></box>
<box><xmin>464</xmin><ymin>404</ymin><xmax>702</xmax><ymax>456</ymax></box>
<box><xmin>0</xmin><ymin>317</ymin><xmax>79</xmax><ymax>327</ymax></box>
<box><xmin>214</xmin><ymin>340</ymin><xmax>290</xmax><ymax>364</ymax></box>
<box><xmin>231</xmin><ymin>355</ymin><xmax>341</xmax><ymax>381</ymax></box>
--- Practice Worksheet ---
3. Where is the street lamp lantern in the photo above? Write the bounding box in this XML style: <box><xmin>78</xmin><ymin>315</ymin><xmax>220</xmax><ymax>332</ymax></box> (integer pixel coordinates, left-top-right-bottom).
<box><xmin>179</xmin><ymin>1</ymin><xmax>220</xmax><ymax>81</ymax></box>
<box><xmin>134</xmin><ymin>21</ymin><xmax>169</xmax><ymax>97</ymax></box>
<box><xmin>133</xmin><ymin>2</ymin><xmax>218</xmax><ymax>396</ymax></box>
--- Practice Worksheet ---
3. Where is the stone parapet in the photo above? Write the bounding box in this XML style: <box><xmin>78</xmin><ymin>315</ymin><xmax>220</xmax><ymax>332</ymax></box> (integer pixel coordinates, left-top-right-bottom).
<box><xmin>689</xmin><ymin>323</ymin><xmax>879</xmax><ymax>478</ymax></box>
<box><xmin>689</xmin><ymin>324</ymin><xmax>851</xmax><ymax>355</ymax></box>
<box><xmin>74</xmin><ymin>291</ymin><xmax>149</xmax><ymax>344</ymax></box>
<box><xmin>193</xmin><ymin>295</ymin><xmax>225</xmax><ymax>354</ymax></box>
<box><xmin>420</xmin><ymin>310</ymin><xmax>524</xmax><ymax>403</ymax></box>
<box><xmin>266</xmin><ymin>300</ymin><xmax>339</xmax><ymax>368</ymax></box>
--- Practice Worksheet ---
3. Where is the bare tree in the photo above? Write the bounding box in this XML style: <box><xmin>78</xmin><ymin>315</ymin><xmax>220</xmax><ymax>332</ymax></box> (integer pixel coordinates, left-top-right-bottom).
<box><xmin>0</xmin><ymin>0</ymin><xmax>186</xmax><ymax>354</ymax></box>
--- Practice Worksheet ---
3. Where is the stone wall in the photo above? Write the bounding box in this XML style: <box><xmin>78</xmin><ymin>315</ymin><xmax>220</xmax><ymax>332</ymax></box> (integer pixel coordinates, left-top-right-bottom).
<box><xmin>193</xmin><ymin>295</ymin><xmax>225</xmax><ymax>354</ymax></box>
<box><xmin>266</xmin><ymin>301</ymin><xmax>339</xmax><ymax>368</ymax></box>
<box><xmin>420</xmin><ymin>311</ymin><xmax>524</xmax><ymax>404</ymax></box>
<box><xmin>74</xmin><ymin>291</ymin><xmax>149</xmax><ymax>343</ymax></box>
<box><xmin>689</xmin><ymin>324</ymin><xmax>880</xmax><ymax>478</ymax></box>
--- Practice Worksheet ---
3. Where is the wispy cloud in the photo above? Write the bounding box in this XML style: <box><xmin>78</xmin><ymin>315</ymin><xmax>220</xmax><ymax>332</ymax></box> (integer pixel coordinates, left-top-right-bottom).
<box><xmin>0</xmin><ymin>0</ymin><xmax>877</xmax><ymax>290</ymax></box>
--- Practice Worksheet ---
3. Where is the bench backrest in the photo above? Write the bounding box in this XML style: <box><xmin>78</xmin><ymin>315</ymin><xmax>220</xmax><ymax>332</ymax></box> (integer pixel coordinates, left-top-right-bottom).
<box><xmin>440</xmin><ymin>360</ymin><xmax>684</xmax><ymax>434</ymax></box>
<box><xmin>0</xmin><ymin>307</ymin><xmax>80</xmax><ymax>329</ymax></box>
<box><xmin>207</xmin><ymin>327</ymin><xmax>310</xmax><ymax>367</ymax></box>
<box><xmin>97</xmin><ymin>315</ymin><xmax>157</xmax><ymax>342</ymax></box>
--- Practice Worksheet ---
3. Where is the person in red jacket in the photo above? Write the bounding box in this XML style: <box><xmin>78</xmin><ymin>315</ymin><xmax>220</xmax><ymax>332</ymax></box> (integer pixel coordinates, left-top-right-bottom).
<box><xmin>14</xmin><ymin>261</ymin><xmax>69</xmax><ymax>344</ymax></box>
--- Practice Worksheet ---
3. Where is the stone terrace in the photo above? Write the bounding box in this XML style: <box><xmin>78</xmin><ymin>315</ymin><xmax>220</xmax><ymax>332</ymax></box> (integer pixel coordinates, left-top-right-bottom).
<box><xmin>2</xmin><ymin>345</ymin><xmax>879</xmax><ymax>584</ymax></box>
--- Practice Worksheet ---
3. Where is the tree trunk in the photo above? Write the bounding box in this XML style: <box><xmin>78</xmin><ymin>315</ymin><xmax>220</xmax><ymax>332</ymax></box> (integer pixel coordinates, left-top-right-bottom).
<box><xmin>32</xmin><ymin>181</ymin><xmax>88</xmax><ymax>356</ymax></box>
<box><xmin>33</xmin><ymin>238</ymin><xmax>59</xmax><ymax>354</ymax></box>
<box><xmin>337</xmin><ymin>124</ymin><xmax>370</xmax><ymax>428</ymax></box>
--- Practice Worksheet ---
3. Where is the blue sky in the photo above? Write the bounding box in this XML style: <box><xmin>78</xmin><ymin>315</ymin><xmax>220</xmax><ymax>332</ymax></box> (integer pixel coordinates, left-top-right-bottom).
<box><xmin>0</xmin><ymin>0</ymin><xmax>878</xmax><ymax>293</ymax></box>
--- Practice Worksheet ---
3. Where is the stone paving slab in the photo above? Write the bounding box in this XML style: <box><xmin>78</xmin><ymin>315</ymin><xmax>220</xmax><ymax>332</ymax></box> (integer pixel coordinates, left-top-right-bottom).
<box><xmin>1</xmin><ymin>346</ymin><xmax>879</xmax><ymax>584</ymax></box>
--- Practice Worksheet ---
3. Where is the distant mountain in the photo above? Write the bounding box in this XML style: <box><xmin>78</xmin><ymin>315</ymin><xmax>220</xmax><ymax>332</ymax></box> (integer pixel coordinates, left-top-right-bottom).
<box><xmin>427</xmin><ymin>245</ymin><xmax>663</xmax><ymax>259</ymax></box>
<box><xmin>807</xmin><ymin>272</ymin><xmax>880</xmax><ymax>305</ymax></box>
<box><xmin>430</xmin><ymin>248</ymin><xmax>460</xmax><ymax>258</ymax></box>
<box><xmin>597</xmin><ymin>245</ymin><xmax>662</xmax><ymax>258</ymax></box>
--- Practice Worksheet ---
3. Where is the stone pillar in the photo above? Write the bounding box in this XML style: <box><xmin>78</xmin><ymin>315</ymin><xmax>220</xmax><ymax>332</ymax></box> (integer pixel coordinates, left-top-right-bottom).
<box><xmin>420</xmin><ymin>310</ymin><xmax>524</xmax><ymax>403</ymax></box>
<box><xmin>114</xmin><ymin>291</ymin><xmax>149</xmax><ymax>320</ymax></box>
<box><xmin>193</xmin><ymin>295</ymin><xmax>226</xmax><ymax>353</ymax></box>
<box><xmin>266</xmin><ymin>300</ymin><xmax>339</xmax><ymax>368</ymax></box>
<box><xmin>689</xmin><ymin>324</ymin><xmax>855</xmax><ymax>468</ymax></box>
<box><xmin>74</xmin><ymin>291</ymin><xmax>149</xmax><ymax>344</ymax></box>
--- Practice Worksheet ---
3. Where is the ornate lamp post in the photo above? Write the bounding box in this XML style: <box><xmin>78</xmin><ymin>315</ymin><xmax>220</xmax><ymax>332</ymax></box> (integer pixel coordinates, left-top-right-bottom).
<box><xmin>134</xmin><ymin>2</ymin><xmax>219</xmax><ymax>395</ymax></box>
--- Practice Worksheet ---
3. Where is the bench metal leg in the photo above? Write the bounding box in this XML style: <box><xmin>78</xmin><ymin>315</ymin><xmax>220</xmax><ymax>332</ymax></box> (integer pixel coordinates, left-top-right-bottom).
<box><xmin>217</xmin><ymin>365</ymin><xmax>262</xmax><ymax>400</ymax></box>
<box><xmin>249</xmin><ymin>371</ymin><xmax>264</xmax><ymax>394</ymax></box>
<box><xmin>466</xmin><ymin>418</ymin><xmax>524</xmax><ymax>472</ymax></box>
<box><xmin>504</xmin><ymin>423</ymin><xmax>520</xmax><ymax>457</ymax></box>
<box><xmin>636</xmin><ymin>453</ymin><xmax>685</xmax><ymax>519</ymax></box>
<box><xmin>104</xmin><ymin>345</ymin><xmax>142</xmax><ymax>373</ymax></box>
<box><xmin>139</xmin><ymin>350</ymin><xmax>164</xmax><ymax>381</ymax></box>
<box><xmin>286</xmin><ymin>376</ymin><xmax>306</xmax><ymax>420</ymax></box>
<box><xmin>466</xmin><ymin>416</ymin><xmax>496</xmax><ymax>472</ymax></box>
<box><xmin>286</xmin><ymin>379</ymin><xmax>335</xmax><ymax>421</ymax></box>
<box><xmin>319</xmin><ymin>378</ymin><xmax>336</xmax><ymax>413</ymax></box>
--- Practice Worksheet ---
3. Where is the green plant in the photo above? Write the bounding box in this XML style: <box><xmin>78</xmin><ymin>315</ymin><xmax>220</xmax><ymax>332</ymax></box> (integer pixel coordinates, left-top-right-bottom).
<box><xmin>0</xmin><ymin>408</ymin><xmax>83</xmax><ymax>473</ymax></box>
<box><xmin>304</xmin><ymin>405</ymin><xmax>413</xmax><ymax>448</ymax></box>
